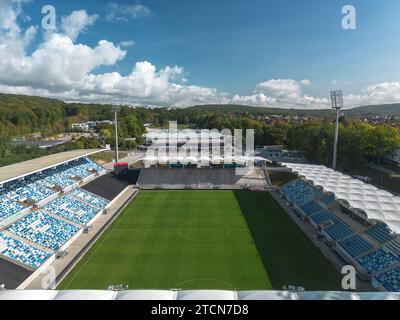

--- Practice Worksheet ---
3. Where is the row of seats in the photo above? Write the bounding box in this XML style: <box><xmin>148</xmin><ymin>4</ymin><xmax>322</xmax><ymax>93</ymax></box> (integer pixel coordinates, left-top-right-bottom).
<box><xmin>1</xmin><ymin>158</ymin><xmax>104</xmax><ymax>207</ymax></box>
<box><xmin>43</xmin><ymin>166</ymin><xmax>75</xmax><ymax>188</ymax></box>
<box><xmin>0</xmin><ymin>233</ymin><xmax>50</xmax><ymax>269</ymax></box>
<box><xmin>281</xmin><ymin>179</ymin><xmax>322</xmax><ymax>207</ymax></box>
<box><xmin>44</xmin><ymin>195</ymin><xmax>100</xmax><ymax>225</ymax></box>
<box><xmin>317</xmin><ymin>193</ymin><xmax>336</xmax><ymax>206</ymax></box>
<box><xmin>325</xmin><ymin>222</ymin><xmax>354</xmax><ymax>241</ymax></box>
<box><xmin>310</xmin><ymin>210</ymin><xmax>354</xmax><ymax>241</ymax></box>
<box><xmin>338</xmin><ymin>234</ymin><xmax>373</xmax><ymax>258</ymax></box>
<box><xmin>7</xmin><ymin>211</ymin><xmax>80</xmax><ymax>251</ymax></box>
<box><xmin>385</xmin><ymin>239</ymin><xmax>400</xmax><ymax>257</ymax></box>
<box><xmin>0</xmin><ymin>196</ymin><xmax>26</xmax><ymax>222</ymax></box>
<box><xmin>357</xmin><ymin>249</ymin><xmax>399</xmax><ymax>273</ymax></box>
<box><xmin>71</xmin><ymin>188</ymin><xmax>109</xmax><ymax>209</ymax></box>
<box><xmin>6</xmin><ymin>176</ymin><xmax>56</xmax><ymax>203</ymax></box>
<box><xmin>300</xmin><ymin>201</ymin><xmax>323</xmax><ymax>216</ymax></box>
<box><xmin>0</xmin><ymin>158</ymin><xmax>106</xmax><ymax>269</ymax></box>
<box><xmin>375</xmin><ymin>267</ymin><xmax>400</xmax><ymax>292</ymax></box>
<box><xmin>283</xmin><ymin>177</ymin><xmax>400</xmax><ymax>291</ymax></box>
<box><xmin>365</xmin><ymin>224</ymin><xmax>394</xmax><ymax>245</ymax></box>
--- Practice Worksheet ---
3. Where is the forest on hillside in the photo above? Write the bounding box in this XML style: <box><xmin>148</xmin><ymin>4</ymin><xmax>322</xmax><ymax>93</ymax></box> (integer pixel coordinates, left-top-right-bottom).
<box><xmin>0</xmin><ymin>93</ymin><xmax>399</xmax><ymax>170</ymax></box>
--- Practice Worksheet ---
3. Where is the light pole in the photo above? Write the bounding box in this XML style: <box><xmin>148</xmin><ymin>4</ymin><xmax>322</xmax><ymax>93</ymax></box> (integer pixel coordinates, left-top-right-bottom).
<box><xmin>330</xmin><ymin>90</ymin><xmax>344</xmax><ymax>170</ymax></box>
<box><xmin>112</xmin><ymin>106</ymin><xmax>121</xmax><ymax>163</ymax></box>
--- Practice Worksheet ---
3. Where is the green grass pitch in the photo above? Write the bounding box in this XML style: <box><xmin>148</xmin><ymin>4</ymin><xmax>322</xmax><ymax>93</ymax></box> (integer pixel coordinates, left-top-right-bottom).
<box><xmin>58</xmin><ymin>190</ymin><xmax>341</xmax><ymax>290</ymax></box>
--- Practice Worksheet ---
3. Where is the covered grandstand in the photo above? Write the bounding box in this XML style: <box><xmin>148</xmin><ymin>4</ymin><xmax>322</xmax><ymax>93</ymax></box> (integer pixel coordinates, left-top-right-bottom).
<box><xmin>0</xmin><ymin>149</ymin><xmax>105</xmax><ymax>185</ymax></box>
<box><xmin>0</xmin><ymin>149</ymin><xmax>113</xmax><ymax>288</ymax></box>
<box><xmin>142</xmin><ymin>155</ymin><xmax>269</xmax><ymax>168</ymax></box>
<box><xmin>279</xmin><ymin>162</ymin><xmax>400</xmax><ymax>292</ymax></box>
<box><xmin>281</xmin><ymin>163</ymin><xmax>400</xmax><ymax>235</ymax></box>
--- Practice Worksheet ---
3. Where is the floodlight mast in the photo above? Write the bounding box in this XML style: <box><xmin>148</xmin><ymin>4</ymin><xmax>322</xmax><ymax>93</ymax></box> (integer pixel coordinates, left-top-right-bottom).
<box><xmin>330</xmin><ymin>90</ymin><xmax>344</xmax><ymax>170</ymax></box>
<box><xmin>112</xmin><ymin>106</ymin><xmax>121</xmax><ymax>163</ymax></box>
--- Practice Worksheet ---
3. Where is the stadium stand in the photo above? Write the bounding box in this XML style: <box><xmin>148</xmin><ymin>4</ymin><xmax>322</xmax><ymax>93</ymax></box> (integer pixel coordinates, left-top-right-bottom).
<box><xmin>1</xmin><ymin>157</ymin><xmax>105</xmax><ymax>208</ymax></box>
<box><xmin>300</xmin><ymin>201</ymin><xmax>323</xmax><ymax>216</ymax></box>
<box><xmin>338</xmin><ymin>234</ymin><xmax>374</xmax><ymax>258</ymax></box>
<box><xmin>310</xmin><ymin>210</ymin><xmax>337</xmax><ymax>225</ymax></box>
<box><xmin>357</xmin><ymin>249</ymin><xmax>399</xmax><ymax>273</ymax></box>
<box><xmin>325</xmin><ymin>222</ymin><xmax>354</xmax><ymax>241</ymax></box>
<box><xmin>138</xmin><ymin>168</ymin><xmax>268</xmax><ymax>190</ymax></box>
<box><xmin>365</xmin><ymin>223</ymin><xmax>394</xmax><ymax>245</ymax></box>
<box><xmin>376</xmin><ymin>267</ymin><xmax>400</xmax><ymax>292</ymax></box>
<box><xmin>5</xmin><ymin>174</ymin><xmax>56</xmax><ymax>203</ymax></box>
<box><xmin>44</xmin><ymin>195</ymin><xmax>101</xmax><ymax>226</ymax></box>
<box><xmin>43</xmin><ymin>165</ymin><xmax>76</xmax><ymax>188</ymax></box>
<box><xmin>0</xmin><ymin>194</ymin><xmax>27</xmax><ymax>222</ymax></box>
<box><xmin>0</xmin><ymin>233</ymin><xmax>50</xmax><ymax>269</ymax></box>
<box><xmin>7</xmin><ymin>211</ymin><xmax>80</xmax><ymax>251</ymax></box>
<box><xmin>310</xmin><ymin>210</ymin><xmax>354</xmax><ymax>240</ymax></box>
<box><xmin>71</xmin><ymin>188</ymin><xmax>109</xmax><ymax>209</ymax></box>
<box><xmin>318</xmin><ymin>193</ymin><xmax>336</xmax><ymax>206</ymax></box>
<box><xmin>0</xmin><ymin>151</ymin><xmax>115</xmax><ymax>290</ymax></box>
<box><xmin>386</xmin><ymin>239</ymin><xmax>400</xmax><ymax>257</ymax></box>
<box><xmin>281</xmin><ymin>179</ymin><xmax>321</xmax><ymax>207</ymax></box>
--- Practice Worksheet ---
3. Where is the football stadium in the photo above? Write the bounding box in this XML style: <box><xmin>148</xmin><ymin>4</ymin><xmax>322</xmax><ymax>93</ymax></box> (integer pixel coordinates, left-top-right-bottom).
<box><xmin>0</xmin><ymin>148</ymin><xmax>400</xmax><ymax>300</ymax></box>
<box><xmin>2</xmin><ymin>0</ymin><xmax>400</xmax><ymax>306</ymax></box>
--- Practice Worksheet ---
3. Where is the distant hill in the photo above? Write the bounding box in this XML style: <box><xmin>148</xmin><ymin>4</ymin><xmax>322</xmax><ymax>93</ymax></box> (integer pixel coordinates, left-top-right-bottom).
<box><xmin>187</xmin><ymin>104</ymin><xmax>334</xmax><ymax>116</ymax></box>
<box><xmin>347</xmin><ymin>103</ymin><xmax>400</xmax><ymax>117</ymax></box>
<box><xmin>0</xmin><ymin>93</ymin><xmax>400</xmax><ymax>136</ymax></box>
<box><xmin>187</xmin><ymin>103</ymin><xmax>400</xmax><ymax>117</ymax></box>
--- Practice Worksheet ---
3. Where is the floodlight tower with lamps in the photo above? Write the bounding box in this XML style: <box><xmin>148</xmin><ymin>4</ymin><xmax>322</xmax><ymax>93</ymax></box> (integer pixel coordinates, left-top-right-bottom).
<box><xmin>330</xmin><ymin>90</ymin><xmax>344</xmax><ymax>171</ymax></box>
<box><xmin>112</xmin><ymin>106</ymin><xmax>121</xmax><ymax>163</ymax></box>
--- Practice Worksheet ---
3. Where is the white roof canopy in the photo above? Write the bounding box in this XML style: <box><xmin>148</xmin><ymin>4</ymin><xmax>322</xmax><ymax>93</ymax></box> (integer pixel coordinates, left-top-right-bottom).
<box><xmin>282</xmin><ymin>163</ymin><xmax>400</xmax><ymax>235</ymax></box>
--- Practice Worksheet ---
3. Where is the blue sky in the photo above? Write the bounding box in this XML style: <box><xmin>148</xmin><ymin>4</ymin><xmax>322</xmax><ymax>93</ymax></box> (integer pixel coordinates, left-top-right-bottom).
<box><xmin>1</xmin><ymin>0</ymin><xmax>400</xmax><ymax>108</ymax></box>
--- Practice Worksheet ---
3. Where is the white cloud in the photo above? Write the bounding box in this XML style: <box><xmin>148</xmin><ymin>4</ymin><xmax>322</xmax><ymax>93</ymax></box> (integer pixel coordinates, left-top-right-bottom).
<box><xmin>60</xmin><ymin>10</ymin><xmax>98</xmax><ymax>42</ymax></box>
<box><xmin>120</xmin><ymin>40</ymin><xmax>136</xmax><ymax>47</ymax></box>
<box><xmin>0</xmin><ymin>32</ymin><xmax>126</xmax><ymax>91</ymax></box>
<box><xmin>0</xmin><ymin>1</ymin><xmax>399</xmax><ymax>109</ymax></box>
<box><xmin>257</xmin><ymin>79</ymin><xmax>310</xmax><ymax>99</ymax></box>
<box><xmin>249</xmin><ymin>79</ymin><xmax>329</xmax><ymax>109</ymax></box>
<box><xmin>344</xmin><ymin>82</ymin><xmax>400</xmax><ymax>107</ymax></box>
<box><xmin>106</xmin><ymin>2</ymin><xmax>152</xmax><ymax>21</ymax></box>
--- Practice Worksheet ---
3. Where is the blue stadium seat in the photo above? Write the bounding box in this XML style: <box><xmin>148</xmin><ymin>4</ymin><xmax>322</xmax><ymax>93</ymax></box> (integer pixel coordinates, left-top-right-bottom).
<box><xmin>300</xmin><ymin>201</ymin><xmax>323</xmax><ymax>216</ymax></box>
<box><xmin>0</xmin><ymin>195</ymin><xmax>27</xmax><ymax>222</ymax></box>
<box><xmin>375</xmin><ymin>267</ymin><xmax>400</xmax><ymax>292</ymax></box>
<box><xmin>0</xmin><ymin>232</ymin><xmax>50</xmax><ymax>269</ymax></box>
<box><xmin>281</xmin><ymin>179</ymin><xmax>322</xmax><ymax>207</ymax></box>
<box><xmin>44</xmin><ymin>195</ymin><xmax>101</xmax><ymax>225</ymax></box>
<box><xmin>318</xmin><ymin>193</ymin><xmax>336</xmax><ymax>206</ymax></box>
<box><xmin>7</xmin><ymin>211</ymin><xmax>80</xmax><ymax>251</ymax></box>
<box><xmin>70</xmin><ymin>188</ymin><xmax>109</xmax><ymax>209</ymax></box>
<box><xmin>357</xmin><ymin>249</ymin><xmax>399</xmax><ymax>274</ymax></box>
<box><xmin>365</xmin><ymin>224</ymin><xmax>394</xmax><ymax>245</ymax></box>
<box><xmin>385</xmin><ymin>239</ymin><xmax>400</xmax><ymax>257</ymax></box>
<box><xmin>310</xmin><ymin>210</ymin><xmax>354</xmax><ymax>241</ymax></box>
<box><xmin>338</xmin><ymin>234</ymin><xmax>374</xmax><ymax>258</ymax></box>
